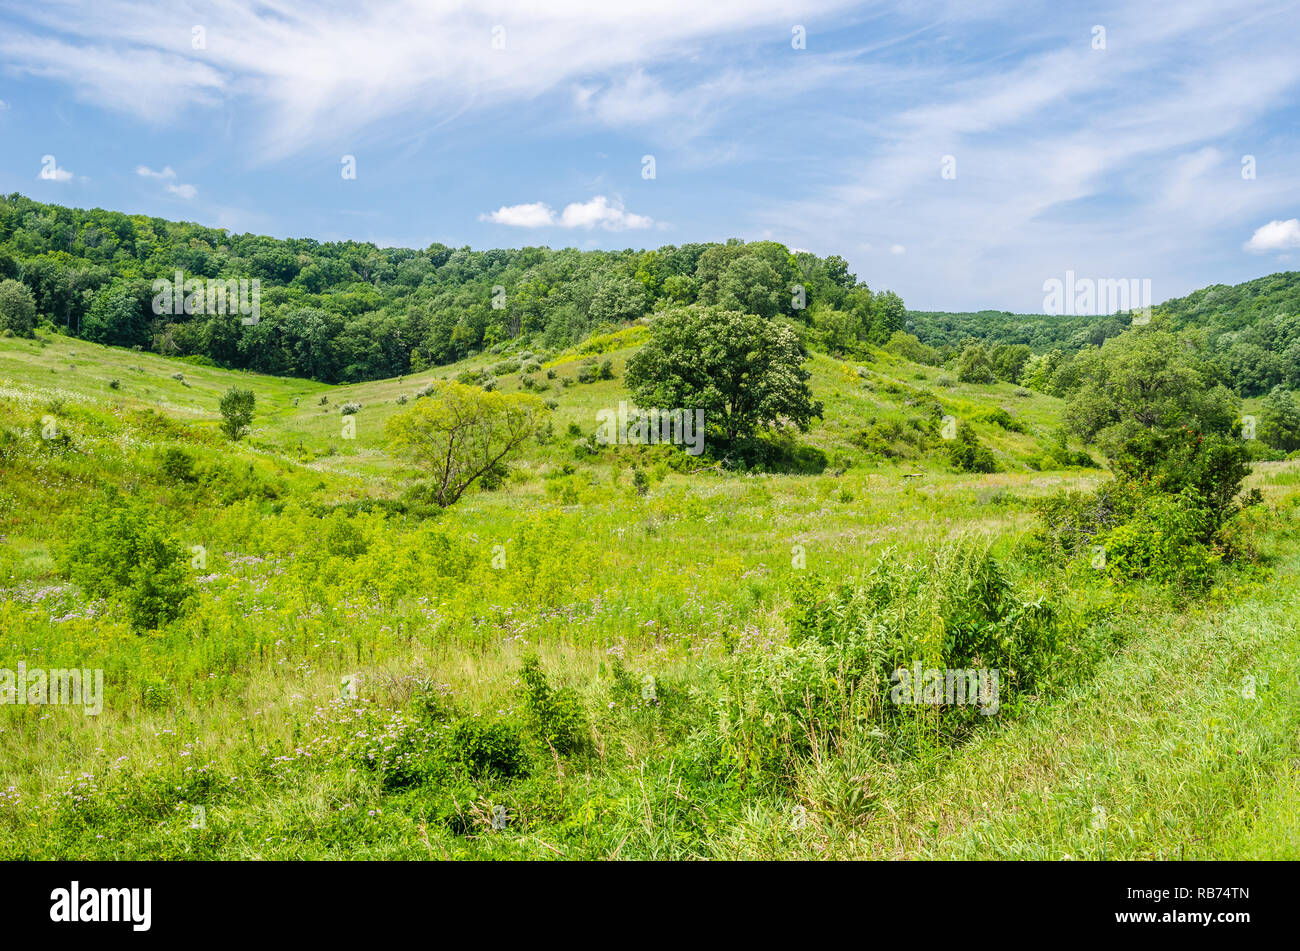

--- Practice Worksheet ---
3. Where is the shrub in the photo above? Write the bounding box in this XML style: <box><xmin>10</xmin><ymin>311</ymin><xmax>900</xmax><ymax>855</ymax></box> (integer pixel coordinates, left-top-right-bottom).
<box><xmin>1093</xmin><ymin>490</ymin><xmax>1218</xmax><ymax>588</ymax></box>
<box><xmin>56</xmin><ymin>496</ymin><xmax>196</xmax><ymax>630</ymax></box>
<box><xmin>157</xmin><ymin>446</ymin><xmax>198</xmax><ymax>483</ymax></box>
<box><xmin>339</xmin><ymin>401</ymin><xmax>361</xmax><ymax>415</ymax></box>
<box><xmin>955</xmin><ymin>342</ymin><xmax>996</xmax><ymax>384</ymax></box>
<box><xmin>947</xmin><ymin>422</ymin><xmax>998</xmax><ymax>472</ymax></box>
<box><xmin>449</xmin><ymin>718</ymin><xmax>529</xmax><ymax>779</ymax></box>
<box><xmin>517</xmin><ymin>656</ymin><xmax>589</xmax><ymax>755</ymax></box>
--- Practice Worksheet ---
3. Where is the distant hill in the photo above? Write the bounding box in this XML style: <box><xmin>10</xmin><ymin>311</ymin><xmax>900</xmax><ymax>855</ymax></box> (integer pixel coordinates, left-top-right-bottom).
<box><xmin>0</xmin><ymin>193</ymin><xmax>905</xmax><ymax>385</ymax></box>
<box><xmin>908</xmin><ymin>271</ymin><xmax>1300</xmax><ymax>396</ymax></box>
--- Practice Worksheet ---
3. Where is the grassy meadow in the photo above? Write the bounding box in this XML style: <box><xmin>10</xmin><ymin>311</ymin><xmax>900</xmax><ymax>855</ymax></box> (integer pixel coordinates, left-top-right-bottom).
<box><xmin>1</xmin><ymin>328</ymin><xmax>1297</xmax><ymax>859</ymax></box>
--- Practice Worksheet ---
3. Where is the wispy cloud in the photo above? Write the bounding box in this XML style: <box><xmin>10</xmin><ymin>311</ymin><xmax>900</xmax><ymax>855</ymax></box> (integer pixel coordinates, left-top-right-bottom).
<box><xmin>136</xmin><ymin>163</ymin><xmax>196</xmax><ymax>198</ymax></box>
<box><xmin>0</xmin><ymin>0</ymin><xmax>862</xmax><ymax>160</ymax></box>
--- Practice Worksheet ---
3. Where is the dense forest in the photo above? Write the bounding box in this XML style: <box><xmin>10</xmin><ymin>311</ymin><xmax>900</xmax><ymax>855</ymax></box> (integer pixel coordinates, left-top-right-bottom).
<box><xmin>0</xmin><ymin>194</ymin><xmax>905</xmax><ymax>383</ymax></box>
<box><xmin>906</xmin><ymin>272</ymin><xmax>1300</xmax><ymax>399</ymax></box>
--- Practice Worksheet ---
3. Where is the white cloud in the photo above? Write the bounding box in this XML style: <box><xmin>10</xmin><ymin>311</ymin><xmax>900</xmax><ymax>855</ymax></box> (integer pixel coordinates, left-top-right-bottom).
<box><xmin>0</xmin><ymin>99</ymin><xmax>8</xmax><ymax>111</ymax></box>
<box><xmin>480</xmin><ymin>196</ymin><xmax>653</xmax><ymax>230</ymax></box>
<box><xmin>559</xmin><ymin>196</ymin><xmax>652</xmax><ymax>230</ymax></box>
<box><xmin>136</xmin><ymin>164</ymin><xmax>176</xmax><ymax>179</ymax></box>
<box><xmin>38</xmin><ymin>163</ymin><xmax>73</xmax><ymax>182</ymax></box>
<box><xmin>1243</xmin><ymin>219</ymin><xmax>1300</xmax><ymax>253</ymax></box>
<box><xmin>480</xmin><ymin>202</ymin><xmax>556</xmax><ymax>228</ymax></box>
<box><xmin>890</xmin><ymin>244</ymin><xmax>906</xmax><ymax>255</ymax></box>
<box><xmin>166</xmin><ymin>182</ymin><xmax>198</xmax><ymax>199</ymax></box>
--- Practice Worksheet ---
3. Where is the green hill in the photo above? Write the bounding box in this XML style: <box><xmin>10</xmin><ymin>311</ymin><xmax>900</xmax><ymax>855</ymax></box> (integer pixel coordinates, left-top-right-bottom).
<box><xmin>2</xmin><ymin>262</ymin><xmax>1299</xmax><ymax>862</ymax></box>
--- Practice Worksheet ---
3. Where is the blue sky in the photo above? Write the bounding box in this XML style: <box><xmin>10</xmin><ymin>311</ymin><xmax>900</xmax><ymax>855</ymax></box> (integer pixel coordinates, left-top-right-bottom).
<box><xmin>1</xmin><ymin>0</ymin><xmax>1298</xmax><ymax>311</ymax></box>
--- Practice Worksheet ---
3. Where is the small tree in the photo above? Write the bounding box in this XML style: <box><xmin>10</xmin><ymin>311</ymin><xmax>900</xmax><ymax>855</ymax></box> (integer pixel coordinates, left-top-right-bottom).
<box><xmin>219</xmin><ymin>388</ymin><xmax>256</xmax><ymax>440</ymax></box>
<box><xmin>956</xmin><ymin>341</ymin><xmax>996</xmax><ymax>384</ymax></box>
<box><xmin>1259</xmin><ymin>385</ymin><xmax>1300</xmax><ymax>452</ymax></box>
<box><xmin>386</xmin><ymin>381</ymin><xmax>546</xmax><ymax>507</ymax></box>
<box><xmin>0</xmin><ymin>279</ymin><xmax>37</xmax><ymax>336</ymax></box>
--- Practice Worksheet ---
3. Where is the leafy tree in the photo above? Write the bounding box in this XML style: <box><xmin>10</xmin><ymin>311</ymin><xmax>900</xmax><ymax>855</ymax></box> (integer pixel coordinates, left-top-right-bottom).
<box><xmin>1062</xmin><ymin>330</ymin><xmax>1237</xmax><ymax>459</ymax></box>
<box><xmin>386</xmin><ymin>382</ymin><xmax>546</xmax><ymax>506</ymax></box>
<box><xmin>218</xmin><ymin>388</ymin><xmax>256</xmax><ymax>441</ymax></box>
<box><xmin>0</xmin><ymin>278</ymin><xmax>36</xmax><ymax>335</ymax></box>
<box><xmin>1258</xmin><ymin>385</ymin><xmax>1300</xmax><ymax>452</ymax></box>
<box><xmin>885</xmin><ymin>331</ymin><xmax>941</xmax><ymax>365</ymax></box>
<box><xmin>1062</xmin><ymin>329</ymin><xmax>1250</xmax><ymax>531</ymax></box>
<box><xmin>868</xmin><ymin>290</ymin><xmax>905</xmax><ymax>343</ymax></box>
<box><xmin>812</xmin><ymin>304</ymin><xmax>857</xmax><ymax>355</ymax></box>
<box><xmin>989</xmin><ymin>343</ymin><xmax>1032</xmax><ymax>383</ymax></box>
<box><xmin>624</xmin><ymin>306</ymin><xmax>822</xmax><ymax>445</ymax></box>
<box><xmin>82</xmin><ymin>278</ymin><xmax>152</xmax><ymax>348</ymax></box>
<box><xmin>588</xmin><ymin>277</ymin><xmax>649</xmax><ymax>326</ymax></box>
<box><xmin>717</xmin><ymin>254</ymin><xmax>787</xmax><ymax>319</ymax></box>
<box><xmin>956</xmin><ymin>341</ymin><xmax>997</xmax><ymax>384</ymax></box>
<box><xmin>1020</xmin><ymin>349</ymin><xmax>1065</xmax><ymax>394</ymax></box>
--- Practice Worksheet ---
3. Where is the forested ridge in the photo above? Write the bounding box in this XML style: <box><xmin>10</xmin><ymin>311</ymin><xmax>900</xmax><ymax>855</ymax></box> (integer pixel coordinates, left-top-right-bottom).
<box><xmin>0</xmin><ymin>193</ymin><xmax>905</xmax><ymax>383</ymax></box>
<box><xmin>906</xmin><ymin>271</ymin><xmax>1300</xmax><ymax>399</ymax></box>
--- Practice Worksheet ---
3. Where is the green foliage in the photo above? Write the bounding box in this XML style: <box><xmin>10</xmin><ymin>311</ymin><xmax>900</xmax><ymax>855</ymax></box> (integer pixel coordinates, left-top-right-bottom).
<box><xmin>516</xmin><ymin>655</ymin><xmax>589</xmax><ymax>755</ymax></box>
<box><xmin>884</xmin><ymin>331</ymin><xmax>941</xmax><ymax>365</ymax></box>
<box><xmin>218</xmin><ymin>387</ymin><xmax>255</xmax><ymax>440</ymax></box>
<box><xmin>1093</xmin><ymin>491</ymin><xmax>1219</xmax><ymax>589</ymax></box>
<box><xmin>947</xmin><ymin>422</ymin><xmax>997</xmax><ymax>473</ymax></box>
<box><xmin>0</xmin><ymin>196</ymin><xmax>903</xmax><ymax>384</ymax></box>
<box><xmin>625</xmin><ymin>306</ymin><xmax>823</xmax><ymax>446</ymax></box>
<box><xmin>989</xmin><ymin>343</ymin><xmax>1032</xmax><ymax>383</ymax></box>
<box><xmin>448</xmin><ymin>718</ymin><xmax>530</xmax><ymax>780</ymax></box>
<box><xmin>156</xmin><ymin>445</ymin><xmax>197</xmax><ymax>483</ymax></box>
<box><xmin>55</xmin><ymin>495</ymin><xmax>196</xmax><ymax>629</ymax></box>
<box><xmin>386</xmin><ymin>381</ymin><xmax>545</xmax><ymax>506</ymax></box>
<box><xmin>955</xmin><ymin>341</ymin><xmax>997</xmax><ymax>384</ymax></box>
<box><xmin>0</xmin><ymin>278</ymin><xmax>36</xmax><ymax>336</ymax></box>
<box><xmin>1259</xmin><ymin>386</ymin><xmax>1300</xmax><ymax>452</ymax></box>
<box><xmin>1062</xmin><ymin>329</ymin><xmax>1238</xmax><ymax>458</ymax></box>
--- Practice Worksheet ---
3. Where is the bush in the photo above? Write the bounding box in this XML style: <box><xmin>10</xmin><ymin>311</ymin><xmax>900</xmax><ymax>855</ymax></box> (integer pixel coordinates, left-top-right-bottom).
<box><xmin>947</xmin><ymin>422</ymin><xmax>997</xmax><ymax>473</ymax></box>
<box><xmin>956</xmin><ymin>342</ymin><xmax>996</xmax><ymax>384</ymax></box>
<box><xmin>517</xmin><ymin>656</ymin><xmax>588</xmax><ymax>755</ymax></box>
<box><xmin>157</xmin><ymin>446</ymin><xmax>198</xmax><ymax>483</ymax></box>
<box><xmin>1093</xmin><ymin>490</ymin><xmax>1219</xmax><ymax>588</ymax></box>
<box><xmin>56</xmin><ymin>495</ymin><xmax>196</xmax><ymax>630</ymax></box>
<box><xmin>448</xmin><ymin>718</ymin><xmax>529</xmax><ymax>779</ymax></box>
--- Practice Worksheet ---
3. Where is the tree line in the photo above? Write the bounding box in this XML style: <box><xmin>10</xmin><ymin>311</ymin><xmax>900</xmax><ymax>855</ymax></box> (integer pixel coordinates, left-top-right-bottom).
<box><xmin>0</xmin><ymin>193</ymin><xmax>905</xmax><ymax>382</ymax></box>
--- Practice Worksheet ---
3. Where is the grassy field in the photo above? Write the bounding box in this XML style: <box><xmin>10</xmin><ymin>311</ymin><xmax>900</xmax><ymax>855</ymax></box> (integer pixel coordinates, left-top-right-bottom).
<box><xmin>1</xmin><ymin>328</ymin><xmax>1296</xmax><ymax>859</ymax></box>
